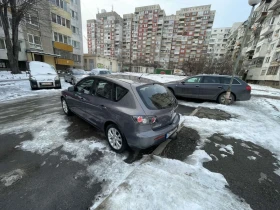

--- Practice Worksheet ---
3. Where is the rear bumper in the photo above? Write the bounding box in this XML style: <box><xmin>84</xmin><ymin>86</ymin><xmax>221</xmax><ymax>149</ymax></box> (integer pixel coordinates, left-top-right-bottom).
<box><xmin>236</xmin><ymin>92</ymin><xmax>251</xmax><ymax>101</ymax></box>
<box><xmin>30</xmin><ymin>80</ymin><xmax>61</xmax><ymax>89</ymax></box>
<box><xmin>125</xmin><ymin>114</ymin><xmax>180</xmax><ymax>149</ymax></box>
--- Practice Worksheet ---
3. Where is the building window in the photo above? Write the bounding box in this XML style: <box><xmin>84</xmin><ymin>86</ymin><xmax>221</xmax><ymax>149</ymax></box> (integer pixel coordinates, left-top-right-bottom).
<box><xmin>0</xmin><ymin>39</ymin><xmax>6</xmax><ymax>49</ymax></box>
<box><xmin>51</xmin><ymin>0</ymin><xmax>68</xmax><ymax>12</ymax></box>
<box><xmin>72</xmin><ymin>40</ymin><xmax>80</xmax><ymax>49</ymax></box>
<box><xmin>71</xmin><ymin>26</ymin><xmax>79</xmax><ymax>34</ymax></box>
<box><xmin>260</xmin><ymin>69</ymin><xmax>267</xmax><ymax>76</ymax></box>
<box><xmin>71</xmin><ymin>10</ymin><xmax>79</xmax><ymax>20</ymax></box>
<box><xmin>51</xmin><ymin>13</ymin><xmax>70</xmax><ymax>28</ymax></box>
<box><xmin>28</xmin><ymin>34</ymin><xmax>41</xmax><ymax>48</ymax></box>
<box><xmin>264</xmin><ymin>57</ymin><xmax>269</xmax><ymax>63</ymax></box>
<box><xmin>26</xmin><ymin>13</ymin><xmax>39</xmax><ymax>26</ymax></box>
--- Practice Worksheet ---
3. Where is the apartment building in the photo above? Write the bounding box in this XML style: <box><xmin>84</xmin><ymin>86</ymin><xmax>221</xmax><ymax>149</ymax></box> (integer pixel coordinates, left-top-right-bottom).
<box><xmin>0</xmin><ymin>12</ymin><xmax>27</xmax><ymax>70</ymax></box>
<box><xmin>87</xmin><ymin>4</ymin><xmax>216</xmax><ymax>70</ymax></box>
<box><xmin>70</xmin><ymin>0</ymin><xmax>84</xmax><ymax>68</ymax></box>
<box><xmin>170</xmin><ymin>5</ymin><xmax>216</xmax><ymax>69</ymax></box>
<box><xmin>245</xmin><ymin>0</ymin><xmax>280</xmax><ymax>86</ymax></box>
<box><xmin>93</xmin><ymin>10</ymin><xmax>123</xmax><ymax>58</ymax></box>
<box><xmin>208</xmin><ymin>27</ymin><xmax>231</xmax><ymax>59</ymax></box>
<box><xmin>87</xmin><ymin>19</ymin><xmax>97</xmax><ymax>55</ymax></box>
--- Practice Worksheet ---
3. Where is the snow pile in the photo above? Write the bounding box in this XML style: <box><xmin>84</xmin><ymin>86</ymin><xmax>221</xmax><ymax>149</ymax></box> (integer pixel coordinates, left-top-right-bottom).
<box><xmin>0</xmin><ymin>71</ymin><xmax>28</xmax><ymax>81</ymax></box>
<box><xmin>91</xmin><ymin>151</ymin><xmax>251</xmax><ymax>210</ymax></box>
<box><xmin>250</xmin><ymin>84</ymin><xmax>280</xmax><ymax>97</ymax></box>
<box><xmin>179</xmin><ymin>97</ymin><xmax>280</xmax><ymax>158</ymax></box>
<box><xmin>116</xmin><ymin>72</ymin><xmax>184</xmax><ymax>83</ymax></box>
<box><xmin>0</xmin><ymin>169</ymin><xmax>25</xmax><ymax>187</ymax></box>
<box><xmin>0</xmin><ymin>79</ymin><xmax>71</xmax><ymax>102</ymax></box>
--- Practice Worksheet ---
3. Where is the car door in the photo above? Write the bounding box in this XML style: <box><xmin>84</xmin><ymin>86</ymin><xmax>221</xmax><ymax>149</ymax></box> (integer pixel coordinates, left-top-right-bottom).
<box><xmin>70</xmin><ymin>78</ymin><xmax>96</xmax><ymax>119</ymax></box>
<box><xmin>199</xmin><ymin>76</ymin><xmax>224</xmax><ymax>100</ymax></box>
<box><xmin>177</xmin><ymin>76</ymin><xmax>202</xmax><ymax>98</ymax></box>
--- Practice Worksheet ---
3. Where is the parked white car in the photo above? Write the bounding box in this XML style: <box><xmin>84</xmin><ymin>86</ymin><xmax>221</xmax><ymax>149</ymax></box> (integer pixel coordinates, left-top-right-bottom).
<box><xmin>64</xmin><ymin>69</ymin><xmax>88</xmax><ymax>85</ymax></box>
<box><xmin>28</xmin><ymin>61</ymin><xmax>61</xmax><ymax>90</ymax></box>
<box><xmin>90</xmin><ymin>68</ymin><xmax>111</xmax><ymax>76</ymax></box>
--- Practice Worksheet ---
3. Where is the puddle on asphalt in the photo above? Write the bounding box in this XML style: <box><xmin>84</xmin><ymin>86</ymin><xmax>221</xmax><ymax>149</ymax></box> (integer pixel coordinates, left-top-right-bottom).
<box><xmin>203</xmin><ymin>133</ymin><xmax>280</xmax><ymax>210</ymax></box>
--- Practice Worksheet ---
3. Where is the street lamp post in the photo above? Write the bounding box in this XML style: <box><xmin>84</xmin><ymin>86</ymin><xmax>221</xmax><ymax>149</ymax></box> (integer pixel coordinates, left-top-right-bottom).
<box><xmin>225</xmin><ymin>0</ymin><xmax>261</xmax><ymax>105</ymax></box>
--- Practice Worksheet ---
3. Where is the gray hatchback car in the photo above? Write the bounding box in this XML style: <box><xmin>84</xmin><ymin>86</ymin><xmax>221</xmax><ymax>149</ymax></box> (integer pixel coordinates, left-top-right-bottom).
<box><xmin>61</xmin><ymin>75</ymin><xmax>180</xmax><ymax>152</ymax></box>
<box><xmin>166</xmin><ymin>75</ymin><xmax>251</xmax><ymax>104</ymax></box>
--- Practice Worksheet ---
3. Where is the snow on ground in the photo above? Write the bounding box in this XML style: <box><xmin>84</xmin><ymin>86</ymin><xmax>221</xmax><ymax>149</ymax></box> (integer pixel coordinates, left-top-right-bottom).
<box><xmin>115</xmin><ymin>72</ymin><xmax>185</xmax><ymax>83</ymax></box>
<box><xmin>90</xmin><ymin>151</ymin><xmax>250</xmax><ymax>210</ymax></box>
<box><xmin>179</xmin><ymin>97</ymin><xmax>280</xmax><ymax>160</ymax></box>
<box><xmin>250</xmin><ymin>84</ymin><xmax>280</xmax><ymax>97</ymax></box>
<box><xmin>0</xmin><ymin>71</ymin><xmax>29</xmax><ymax>81</ymax></box>
<box><xmin>0</xmin><ymin>78</ymin><xmax>71</xmax><ymax>102</ymax></box>
<box><xmin>0</xmin><ymin>169</ymin><xmax>25</xmax><ymax>187</ymax></box>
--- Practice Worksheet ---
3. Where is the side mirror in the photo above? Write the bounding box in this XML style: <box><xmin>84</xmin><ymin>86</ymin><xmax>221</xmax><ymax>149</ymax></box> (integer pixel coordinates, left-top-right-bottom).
<box><xmin>181</xmin><ymin>81</ymin><xmax>185</xmax><ymax>84</ymax></box>
<box><xmin>68</xmin><ymin>86</ymin><xmax>76</xmax><ymax>92</ymax></box>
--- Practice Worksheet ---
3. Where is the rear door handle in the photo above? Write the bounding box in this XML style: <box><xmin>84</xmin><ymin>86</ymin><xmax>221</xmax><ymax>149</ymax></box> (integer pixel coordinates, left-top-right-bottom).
<box><xmin>218</xmin><ymin>86</ymin><xmax>222</xmax><ymax>88</ymax></box>
<box><xmin>195</xmin><ymin>85</ymin><xmax>200</xmax><ymax>87</ymax></box>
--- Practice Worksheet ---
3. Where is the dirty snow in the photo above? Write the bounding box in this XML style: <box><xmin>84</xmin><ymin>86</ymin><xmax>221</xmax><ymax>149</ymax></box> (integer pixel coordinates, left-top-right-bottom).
<box><xmin>247</xmin><ymin>156</ymin><xmax>257</xmax><ymax>160</ymax></box>
<box><xmin>0</xmin><ymin>169</ymin><xmax>25</xmax><ymax>186</ymax></box>
<box><xmin>90</xmin><ymin>151</ymin><xmax>251</xmax><ymax>210</ymax></box>
<box><xmin>179</xmin><ymin>97</ymin><xmax>280</xmax><ymax>159</ymax></box>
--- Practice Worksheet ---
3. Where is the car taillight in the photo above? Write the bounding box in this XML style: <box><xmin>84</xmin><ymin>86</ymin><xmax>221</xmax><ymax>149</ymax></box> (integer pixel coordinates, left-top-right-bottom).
<box><xmin>133</xmin><ymin>116</ymin><xmax>157</xmax><ymax>124</ymax></box>
<box><xmin>246</xmin><ymin>85</ymin><xmax>251</xmax><ymax>91</ymax></box>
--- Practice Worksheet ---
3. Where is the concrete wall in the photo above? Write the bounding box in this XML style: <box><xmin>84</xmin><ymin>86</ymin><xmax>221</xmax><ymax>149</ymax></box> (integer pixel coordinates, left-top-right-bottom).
<box><xmin>83</xmin><ymin>54</ymin><xmax>121</xmax><ymax>72</ymax></box>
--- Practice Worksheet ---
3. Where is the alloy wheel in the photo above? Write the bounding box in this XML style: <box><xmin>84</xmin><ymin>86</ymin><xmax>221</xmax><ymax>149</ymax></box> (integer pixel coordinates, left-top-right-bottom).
<box><xmin>62</xmin><ymin>99</ymin><xmax>68</xmax><ymax>114</ymax></box>
<box><xmin>107</xmin><ymin>128</ymin><xmax>123</xmax><ymax>150</ymax></box>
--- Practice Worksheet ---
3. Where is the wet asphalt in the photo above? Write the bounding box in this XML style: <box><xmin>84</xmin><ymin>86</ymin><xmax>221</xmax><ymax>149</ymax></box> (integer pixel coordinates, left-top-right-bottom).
<box><xmin>0</xmin><ymin>94</ymin><xmax>104</xmax><ymax>210</ymax></box>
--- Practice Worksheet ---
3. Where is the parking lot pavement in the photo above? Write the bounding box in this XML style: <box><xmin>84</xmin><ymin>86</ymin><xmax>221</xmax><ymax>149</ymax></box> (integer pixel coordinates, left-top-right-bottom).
<box><xmin>0</xmin><ymin>94</ymin><xmax>105</xmax><ymax>210</ymax></box>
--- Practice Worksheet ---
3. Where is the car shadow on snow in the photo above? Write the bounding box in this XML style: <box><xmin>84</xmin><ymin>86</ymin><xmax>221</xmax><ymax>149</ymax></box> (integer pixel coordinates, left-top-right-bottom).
<box><xmin>203</xmin><ymin>133</ymin><xmax>280</xmax><ymax>210</ymax></box>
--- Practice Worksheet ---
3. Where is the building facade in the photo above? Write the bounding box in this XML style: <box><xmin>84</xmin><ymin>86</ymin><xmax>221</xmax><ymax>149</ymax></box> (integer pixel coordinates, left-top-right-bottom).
<box><xmin>87</xmin><ymin>4</ymin><xmax>216</xmax><ymax>71</ymax></box>
<box><xmin>245</xmin><ymin>0</ymin><xmax>280</xmax><ymax>86</ymax></box>
<box><xmin>0</xmin><ymin>0</ymin><xmax>83</xmax><ymax>71</ymax></box>
<box><xmin>208</xmin><ymin>27</ymin><xmax>231</xmax><ymax>59</ymax></box>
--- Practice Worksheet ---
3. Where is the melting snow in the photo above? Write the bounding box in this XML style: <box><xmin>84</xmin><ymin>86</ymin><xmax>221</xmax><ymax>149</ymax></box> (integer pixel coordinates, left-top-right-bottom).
<box><xmin>0</xmin><ymin>169</ymin><xmax>25</xmax><ymax>186</ymax></box>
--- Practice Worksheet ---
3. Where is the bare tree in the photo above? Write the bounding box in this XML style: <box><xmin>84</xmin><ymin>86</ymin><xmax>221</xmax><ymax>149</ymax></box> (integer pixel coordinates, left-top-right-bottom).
<box><xmin>0</xmin><ymin>0</ymin><xmax>43</xmax><ymax>73</ymax></box>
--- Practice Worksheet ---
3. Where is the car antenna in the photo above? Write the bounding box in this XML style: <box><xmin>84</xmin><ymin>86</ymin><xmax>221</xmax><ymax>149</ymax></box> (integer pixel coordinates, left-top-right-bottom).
<box><xmin>138</xmin><ymin>73</ymin><xmax>144</xmax><ymax>80</ymax></box>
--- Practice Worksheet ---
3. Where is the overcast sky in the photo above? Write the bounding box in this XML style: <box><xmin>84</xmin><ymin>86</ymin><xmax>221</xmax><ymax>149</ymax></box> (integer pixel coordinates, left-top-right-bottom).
<box><xmin>80</xmin><ymin>0</ymin><xmax>253</xmax><ymax>53</ymax></box>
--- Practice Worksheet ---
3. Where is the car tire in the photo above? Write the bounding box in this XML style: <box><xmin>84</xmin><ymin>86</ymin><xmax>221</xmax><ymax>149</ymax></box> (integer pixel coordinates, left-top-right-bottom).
<box><xmin>106</xmin><ymin>124</ymin><xmax>128</xmax><ymax>153</ymax></box>
<box><xmin>218</xmin><ymin>92</ymin><xmax>235</xmax><ymax>105</ymax></box>
<box><xmin>61</xmin><ymin>98</ymin><xmax>73</xmax><ymax>116</ymax></box>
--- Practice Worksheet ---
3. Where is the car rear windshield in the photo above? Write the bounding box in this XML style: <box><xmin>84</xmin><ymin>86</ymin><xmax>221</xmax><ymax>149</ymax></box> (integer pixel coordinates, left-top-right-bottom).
<box><xmin>100</xmin><ymin>71</ymin><xmax>111</xmax><ymax>75</ymax></box>
<box><xmin>221</xmin><ymin>77</ymin><xmax>241</xmax><ymax>84</ymax></box>
<box><xmin>73</xmin><ymin>69</ymin><xmax>86</xmax><ymax>75</ymax></box>
<box><xmin>137</xmin><ymin>84</ymin><xmax>176</xmax><ymax>110</ymax></box>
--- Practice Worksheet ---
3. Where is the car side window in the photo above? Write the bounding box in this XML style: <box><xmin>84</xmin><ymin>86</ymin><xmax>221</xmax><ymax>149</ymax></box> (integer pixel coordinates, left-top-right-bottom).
<box><xmin>76</xmin><ymin>79</ymin><xmax>95</xmax><ymax>94</ymax></box>
<box><xmin>221</xmin><ymin>77</ymin><xmax>241</xmax><ymax>85</ymax></box>
<box><xmin>115</xmin><ymin>85</ymin><xmax>128</xmax><ymax>101</ymax></box>
<box><xmin>96</xmin><ymin>80</ymin><xmax>114</xmax><ymax>100</ymax></box>
<box><xmin>185</xmin><ymin>76</ymin><xmax>202</xmax><ymax>83</ymax></box>
<box><xmin>202</xmin><ymin>76</ymin><xmax>220</xmax><ymax>84</ymax></box>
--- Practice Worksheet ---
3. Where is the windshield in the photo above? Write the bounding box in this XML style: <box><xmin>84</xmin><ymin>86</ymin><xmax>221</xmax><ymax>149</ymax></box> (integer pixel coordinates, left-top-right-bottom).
<box><xmin>137</xmin><ymin>84</ymin><xmax>176</xmax><ymax>110</ymax></box>
<box><xmin>30</xmin><ymin>62</ymin><xmax>57</xmax><ymax>75</ymax></box>
<box><xmin>99</xmin><ymin>71</ymin><xmax>111</xmax><ymax>75</ymax></box>
<box><xmin>72</xmin><ymin>69</ymin><xmax>86</xmax><ymax>75</ymax></box>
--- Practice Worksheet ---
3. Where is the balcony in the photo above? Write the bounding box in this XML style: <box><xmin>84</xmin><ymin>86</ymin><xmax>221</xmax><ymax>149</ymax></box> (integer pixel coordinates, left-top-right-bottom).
<box><xmin>255</xmin><ymin>4</ymin><xmax>269</xmax><ymax>23</ymax></box>
<box><xmin>260</xmin><ymin>24</ymin><xmax>274</xmax><ymax>36</ymax></box>
<box><xmin>269</xmin><ymin>0</ymin><xmax>280</xmax><ymax>10</ymax></box>
<box><xmin>253</xmin><ymin>45</ymin><xmax>268</xmax><ymax>59</ymax></box>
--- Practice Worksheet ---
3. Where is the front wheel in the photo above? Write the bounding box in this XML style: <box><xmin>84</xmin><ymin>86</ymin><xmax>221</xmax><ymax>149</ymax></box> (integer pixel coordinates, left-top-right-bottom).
<box><xmin>218</xmin><ymin>92</ymin><xmax>235</xmax><ymax>105</ymax></box>
<box><xmin>106</xmin><ymin>124</ymin><xmax>128</xmax><ymax>153</ymax></box>
<box><xmin>61</xmin><ymin>98</ymin><xmax>73</xmax><ymax>116</ymax></box>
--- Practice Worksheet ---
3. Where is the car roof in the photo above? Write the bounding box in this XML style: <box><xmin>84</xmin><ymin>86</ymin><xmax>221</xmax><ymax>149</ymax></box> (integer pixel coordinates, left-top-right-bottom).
<box><xmin>195</xmin><ymin>74</ymin><xmax>239</xmax><ymax>78</ymax></box>
<box><xmin>86</xmin><ymin>75</ymin><xmax>158</xmax><ymax>87</ymax></box>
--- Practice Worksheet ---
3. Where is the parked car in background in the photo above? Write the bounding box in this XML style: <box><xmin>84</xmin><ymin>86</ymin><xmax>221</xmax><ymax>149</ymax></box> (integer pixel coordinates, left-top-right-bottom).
<box><xmin>90</xmin><ymin>68</ymin><xmax>111</xmax><ymax>76</ymax></box>
<box><xmin>166</xmin><ymin>75</ymin><xmax>251</xmax><ymax>104</ymax></box>
<box><xmin>64</xmin><ymin>69</ymin><xmax>88</xmax><ymax>85</ymax></box>
<box><xmin>28</xmin><ymin>61</ymin><xmax>61</xmax><ymax>90</ymax></box>
<box><xmin>173</xmin><ymin>69</ymin><xmax>186</xmax><ymax>76</ymax></box>
<box><xmin>61</xmin><ymin>75</ymin><xmax>180</xmax><ymax>152</ymax></box>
